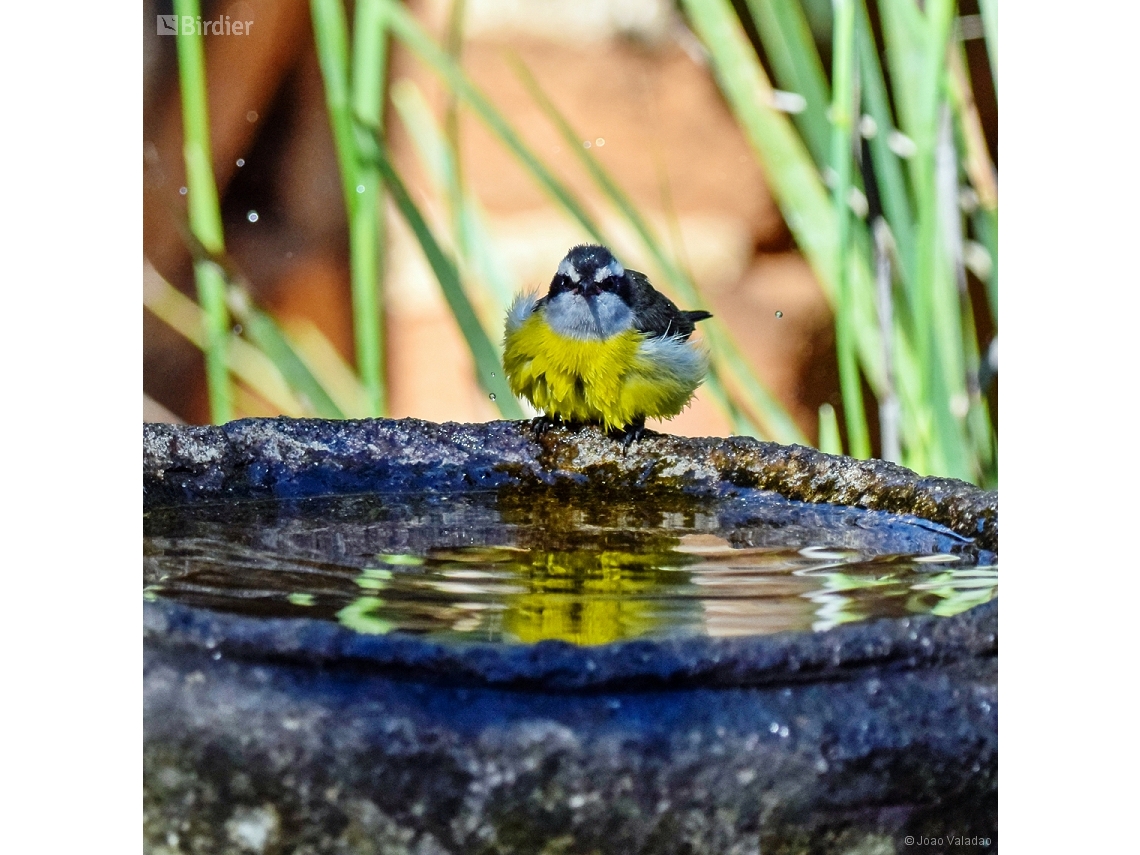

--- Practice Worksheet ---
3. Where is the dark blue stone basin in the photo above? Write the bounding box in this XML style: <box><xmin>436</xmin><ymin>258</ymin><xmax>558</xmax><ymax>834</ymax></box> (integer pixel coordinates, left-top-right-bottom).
<box><xmin>143</xmin><ymin>418</ymin><xmax>997</xmax><ymax>854</ymax></box>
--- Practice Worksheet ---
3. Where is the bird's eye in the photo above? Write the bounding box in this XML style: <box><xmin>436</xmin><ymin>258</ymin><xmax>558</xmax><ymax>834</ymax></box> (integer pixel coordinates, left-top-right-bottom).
<box><xmin>592</xmin><ymin>259</ymin><xmax>626</xmax><ymax>292</ymax></box>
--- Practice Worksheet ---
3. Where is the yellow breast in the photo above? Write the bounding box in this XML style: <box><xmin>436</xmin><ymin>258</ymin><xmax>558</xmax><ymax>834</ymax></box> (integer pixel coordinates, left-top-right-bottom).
<box><xmin>502</xmin><ymin>311</ymin><xmax>703</xmax><ymax>430</ymax></box>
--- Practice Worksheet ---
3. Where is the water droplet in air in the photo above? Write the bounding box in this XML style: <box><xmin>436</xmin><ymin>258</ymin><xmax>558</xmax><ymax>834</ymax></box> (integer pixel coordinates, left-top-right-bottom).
<box><xmin>488</xmin><ymin>393</ymin><xmax>497</xmax><ymax>401</ymax></box>
<box><xmin>595</xmin><ymin>138</ymin><xmax>605</xmax><ymax>147</ymax></box>
<box><xmin>246</xmin><ymin>110</ymin><xmax>258</xmax><ymax>123</ymax></box>
<box><xmin>583</xmin><ymin>140</ymin><xmax>592</xmax><ymax>149</ymax></box>
<box><xmin>775</xmin><ymin>310</ymin><xmax>783</xmax><ymax>318</ymax></box>
<box><xmin>356</xmin><ymin>184</ymin><xmax>365</xmax><ymax>193</ymax></box>
<box><xmin>178</xmin><ymin>187</ymin><xmax>187</xmax><ymax>195</ymax></box>
<box><xmin>490</xmin><ymin>372</ymin><xmax>496</xmax><ymax>377</ymax></box>
<box><xmin>232</xmin><ymin>324</ymin><xmax>243</xmax><ymax>335</ymax></box>
<box><xmin>236</xmin><ymin>158</ymin><xmax>245</xmax><ymax>167</ymax></box>
<box><xmin>247</xmin><ymin>210</ymin><xmax>259</xmax><ymax>223</ymax></box>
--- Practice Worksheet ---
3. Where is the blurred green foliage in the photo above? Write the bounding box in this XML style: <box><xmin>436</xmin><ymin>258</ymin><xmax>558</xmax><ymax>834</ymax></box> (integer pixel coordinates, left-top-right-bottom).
<box><xmin>162</xmin><ymin>0</ymin><xmax>996</xmax><ymax>486</ymax></box>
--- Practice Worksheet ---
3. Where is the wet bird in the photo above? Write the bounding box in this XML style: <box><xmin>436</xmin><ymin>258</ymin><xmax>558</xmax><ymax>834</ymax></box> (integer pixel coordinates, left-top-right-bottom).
<box><xmin>502</xmin><ymin>244</ymin><xmax>712</xmax><ymax>444</ymax></box>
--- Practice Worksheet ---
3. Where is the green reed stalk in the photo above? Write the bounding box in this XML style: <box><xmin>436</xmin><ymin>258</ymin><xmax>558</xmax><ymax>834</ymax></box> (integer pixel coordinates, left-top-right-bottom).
<box><xmin>817</xmin><ymin>403</ymin><xmax>843</xmax><ymax>456</ymax></box>
<box><xmin>358</xmin><ymin>131</ymin><xmax>525</xmax><ymax>418</ymax></box>
<box><xmin>443</xmin><ymin>0</ymin><xmax>468</xmax><ymax>254</ymax></box>
<box><xmin>972</xmin><ymin>206</ymin><xmax>997</xmax><ymax>324</ymax></box>
<box><xmin>173</xmin><ymin>0</ymin><xmax>232</xmax><ymax>423</ymax></box>
<box><xmin>144</xmin><ymin>265</ymin><xmax>305</xmax><ymax>415</ymax></box>
<box><xmin>311</xmin><ymin>0</ymin><xmax>387</xmax><ymax>416</ymax></box>
<box><xmin>378</xmin><ymin>0</ymin><xmax>608</xmax><ymax>244</ymax></box>
<box><xmin>744</xmin><ymin>0</ymin><xmax>832</xmax><ymax>168</ymax></box>
<box><xmin>225</xmin><ymin>287</ymin><xmax>346</xmax><ymax>418</ymax></box>
<box><xmin>311</xmin><ymin>0</ymin><xmax>358</xmax><ymax>212</ymax></box>
<box><xmin>687</xmin><ymin>0</ymin><xmax>995</xmax><ymax>484</ymax></box>
<box><xmin>855</xmin><ymin>0</ymin><xmax>916</xmax><ymax>287</ymax></box>
<box><xmin>829</xmin><ymin>0</ymin><xmax>870</xmax><ymax>458</ymax></box>
<box><xmin>349</xmin><ymin>0</ymin><xmax>389</xmax><ymax>416</ymax></box>
<box><xmin>890</xmin><ymin>0</ymin><xmax>975</xmax><ymax>480</ymax></box>
<box><xmin>390</xmin><ymin>81</ymin><xmax>517</xmax><ymax>316</ymax></box>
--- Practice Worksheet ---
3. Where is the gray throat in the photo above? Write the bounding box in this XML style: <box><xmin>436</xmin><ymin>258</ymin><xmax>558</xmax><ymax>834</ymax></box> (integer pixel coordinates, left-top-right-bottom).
<box><xmin>542</xmin><ymin>291</ymin><xmax>635</xmax><ymax>341</ymax></box>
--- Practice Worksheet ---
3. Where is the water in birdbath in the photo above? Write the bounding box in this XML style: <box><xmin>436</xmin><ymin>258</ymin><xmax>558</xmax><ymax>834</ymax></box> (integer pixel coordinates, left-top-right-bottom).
<box><xmin>144</xmin><ymin>486</ymin><xmax>996</xmax><ymax>646</ymax></box>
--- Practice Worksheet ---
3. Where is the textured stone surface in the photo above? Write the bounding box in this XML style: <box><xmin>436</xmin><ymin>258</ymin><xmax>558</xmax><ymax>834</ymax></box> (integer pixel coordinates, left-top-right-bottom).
<box><xmin>143</xmin><ymin>418</ymin><xmax>998</xmax><ymax>854</ymax></box>
<box><xmin>143</xmin><ymin>417</ymin><xmax>997</xmax><ymax>552</ymax></box>
<box><xmin>145</xmin><ymin>639</ymin><xmax>995</xmax><ymax>855</ymax></box>
<box><xmin>145</xmin><ymin>597</ymin><xmax>995</xmax><ymax>692</ymax></box>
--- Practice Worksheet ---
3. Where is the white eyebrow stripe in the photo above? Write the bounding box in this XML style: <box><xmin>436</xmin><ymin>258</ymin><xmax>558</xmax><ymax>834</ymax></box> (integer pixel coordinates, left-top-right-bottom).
<box><xmin>557</xmin><ymin>259</ymin><xmax>581</xmax><ymax>283</ymax></box>
<box><xmin>594</xmin><ymin>259</ymin><xmax>625</xmax><ymax>282</ymax></box>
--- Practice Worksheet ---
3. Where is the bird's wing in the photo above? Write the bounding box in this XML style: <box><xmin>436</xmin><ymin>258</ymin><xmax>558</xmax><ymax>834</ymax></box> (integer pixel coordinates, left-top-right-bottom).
<box><xmin>626</xmin><ymin>269</ymin><xmax>712</xmax><ymax>341</ymax></box>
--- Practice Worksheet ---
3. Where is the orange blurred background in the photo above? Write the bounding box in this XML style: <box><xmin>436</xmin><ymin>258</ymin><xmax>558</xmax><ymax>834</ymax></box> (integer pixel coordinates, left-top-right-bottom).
<box><xmin>143</xmin><ymin>0</ymin><xmax>996</xmax><ymax>442</ymax></box>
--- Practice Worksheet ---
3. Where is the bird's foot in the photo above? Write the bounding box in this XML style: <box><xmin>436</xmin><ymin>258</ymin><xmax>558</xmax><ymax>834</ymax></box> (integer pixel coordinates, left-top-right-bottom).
<box><xmin>610</xmin><ymin>419</ymin><xmax>648</xmax><ymax>450</ymax></box>
<box><xmin>531</xmin><ymin>414</ymin><xmax>562</xmax><ymax>435</ymax></box>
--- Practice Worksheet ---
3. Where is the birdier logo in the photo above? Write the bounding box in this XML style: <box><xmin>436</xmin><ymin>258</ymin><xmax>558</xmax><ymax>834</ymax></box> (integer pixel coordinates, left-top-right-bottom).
<box><xmin>157</xmin><ymin>15</ymin><xmax>254</xmax><ymax>36</ymax></box>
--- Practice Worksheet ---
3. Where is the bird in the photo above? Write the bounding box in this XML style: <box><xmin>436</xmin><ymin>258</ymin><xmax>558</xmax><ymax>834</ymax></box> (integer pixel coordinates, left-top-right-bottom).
<box><xmin>502</xmin><ymin>244</ymin><xmax>712</xmax><ymax>444</ymax></box>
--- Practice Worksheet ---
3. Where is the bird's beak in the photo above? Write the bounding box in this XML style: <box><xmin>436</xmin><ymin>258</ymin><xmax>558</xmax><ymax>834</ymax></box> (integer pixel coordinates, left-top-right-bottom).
<box><xmin>585</xmin><ymin>292</ymin><xmax>603</xmax><ymax>331</ymax></box>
